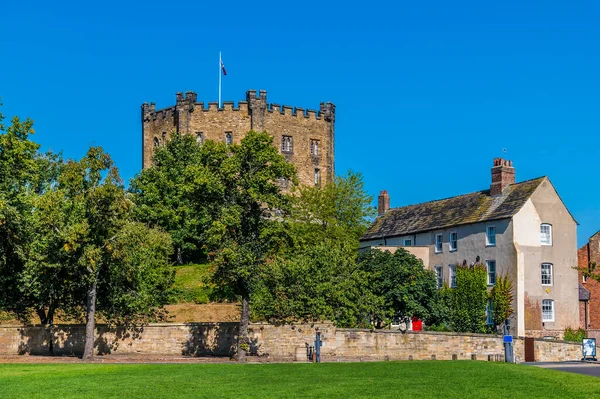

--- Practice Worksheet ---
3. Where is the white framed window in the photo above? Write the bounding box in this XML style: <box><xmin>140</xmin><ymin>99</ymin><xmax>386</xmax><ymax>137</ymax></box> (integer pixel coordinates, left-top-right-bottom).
<box><xmin>541</xmin><ymin>263</ymin><xmax>553</xmax><ymax>286</ymax></box>
<box><xmin>540</xmin><ymin>224</ymin><xmax>552</xmax><ymax>246</ymax></box>
<box><xmin>225</xmin><ymin>132</ymin><xmax>233</xmax><ymax>145</ymax></box>
<box><xmin>485</xmin><ymin>300</ymin><xmax>494</xmax><ymax>325</ymax></box>
<box><xmin>403</xmin><ymin>239</ymin><xmax>412</xmax><ymax>246</ymax></box>
<box><xmin>310</xmin><ymin>139</ymin><xmax>320</xmax><ymax>156</ymax></box>
<box><xmin>486</xmin><ymin>226</ymin><xmax>496</xmax><ymax>247</ymax></box>
<box><xmin>542</xmin><ymin>299</ymin><xmax>554</xmax><ymax>322</ymax></box>
<box><xmin>449</xmin><ymin>232</ymin><xmax>458</xmax><ymax>251</ymax></box>
<box><xmin>435</xmin><ymin>234</ymin><xmax>443</xmax><ymax>253</ymax></box>
<box><xmin>281</xmin><ymin>135</ymin><xmax>293</xmax><ymax>153</ymax></box>
<box><xmin>486</xmin><ymin>260</ymin><xmax>496</xmax><ymax>286</ymax></box>
<box><xmin>449</xmin><ymin>264</ymin><xmax>457</xmax><ymax>288</ymax></box>
<box><xmin>314</xmin><ymin>169</ymin><xmax>321</xmax><ymax>186</ymax></box>
<box><xmin>435</xmin><ymin>266</ymin><xmax>444</xmax><ymax>289</ymax></box>
<box><xmin>196</xmin><ymin>132</ymin><xmax>203</xmax><ymax>145</ymax></box>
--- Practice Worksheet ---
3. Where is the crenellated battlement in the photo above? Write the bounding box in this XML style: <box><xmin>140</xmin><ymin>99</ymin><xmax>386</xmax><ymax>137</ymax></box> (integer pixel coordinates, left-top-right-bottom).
<box><xmin>142</xmin><ymin>88</ymin><xmax>335</xmax><ymax>187</ymax></box>
<box><xmin>143</xmin><ymin>90</ymin><xmax>333</xmax><ymax>122</ymax></box>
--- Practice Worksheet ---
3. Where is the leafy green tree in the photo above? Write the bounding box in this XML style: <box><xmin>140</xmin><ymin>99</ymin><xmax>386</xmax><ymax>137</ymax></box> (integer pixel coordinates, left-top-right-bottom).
<box><xmin>29</xmin><ymin>147</ymin><xmax>174</xmax><ymax>359</ymax></box>
<box><xmin>0</xmin><ymin>103</ymin><xmax>61</xmax><ymax>323</ymax></box>
<box><xmin>288</xmin><ymin>171</ymin><xmax>375</xmax><ymax>249</ymax></box>
<box><xmin>489</xmin><ymin>273</ymin><xmax>514</xmax><ymax>331</ymax></box>
<box><xmin>206</xmin><ymin>131</ymin><xmax>296</xmax><ymax>361</ymax></box>
<box><xmin>251</xmin><ymin>241</ymin><xmax>380</xmax><ymax>328</ymax></box>
<box><xmin>250</xmin><ymin>172</ymin><xmax>378</xmax><ymax>327</ymax></box>
<box><xmin>451</xmin><ymin>264</ymin><xmax>488</xmax><ymax>333</ymax></box>
<box><xmin>358</xmin><ymin>249</ymin><xmax>442</xmax><ymax>328</ymax></box>
<box><xmin>130</xmin><ymin>132</ymin><xmax>225</xmax><ymax>264</ymax></box>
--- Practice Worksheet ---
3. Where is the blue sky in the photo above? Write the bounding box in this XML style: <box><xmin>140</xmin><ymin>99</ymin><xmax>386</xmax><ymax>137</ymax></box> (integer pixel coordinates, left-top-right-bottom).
<box><xmin>1</xmin><ymin>0</ymin><xmax>599</xmax><ymax>245</ymax></box>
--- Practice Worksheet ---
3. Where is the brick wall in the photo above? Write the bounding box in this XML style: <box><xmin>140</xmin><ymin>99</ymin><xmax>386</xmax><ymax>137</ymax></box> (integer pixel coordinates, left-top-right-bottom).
<box><xmin>579</xmin><ymin>232</ymin><xmax>600</xmax><ymax>329</ymax></box>
<box><xmin>0</xmin><ymin>323</ymin><xmax>583</xmax><ymax>362</ymax></box>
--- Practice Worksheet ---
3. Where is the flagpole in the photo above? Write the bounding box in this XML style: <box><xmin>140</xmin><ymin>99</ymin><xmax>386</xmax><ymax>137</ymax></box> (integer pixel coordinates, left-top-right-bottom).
<box><xmin>218</xmin><ymin>51</ymin><xmax>222</xmax><ymax>108</ymax></box>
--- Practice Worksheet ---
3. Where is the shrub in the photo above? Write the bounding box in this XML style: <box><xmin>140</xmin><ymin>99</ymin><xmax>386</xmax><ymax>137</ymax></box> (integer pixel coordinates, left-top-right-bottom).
<box><xmin>563</xmin><ymin>327</ymin><xmax>586</xmax><ymax>342</ymax></box>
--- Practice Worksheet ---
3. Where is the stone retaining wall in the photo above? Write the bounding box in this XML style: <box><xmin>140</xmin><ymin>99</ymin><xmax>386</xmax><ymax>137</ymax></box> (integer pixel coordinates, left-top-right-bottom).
<box><xmin>0</xmin><ymin>322</ymin><xmax>584</xmax><ymax>362</ymax></box>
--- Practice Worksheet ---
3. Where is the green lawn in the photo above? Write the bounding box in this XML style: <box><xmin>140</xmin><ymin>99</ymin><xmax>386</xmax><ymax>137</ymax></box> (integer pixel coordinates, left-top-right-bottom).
<box><xmin>1</xmin><ymin>361</ymin><xmax>600</xmax><ymax>398</ymax></box>
<box><xmin>171</xmin><ymin>264</ymin><xmax>212</xmax><ymax>304</ymax></box>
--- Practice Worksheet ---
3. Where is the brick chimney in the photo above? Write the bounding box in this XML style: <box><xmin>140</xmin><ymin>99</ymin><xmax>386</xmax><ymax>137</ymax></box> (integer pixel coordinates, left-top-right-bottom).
<box><xmin>378</xmin><ymin>190</ymin><xmax>390</xmax><ymax>216</ymax></box>
<box><xmin>490</xmin><ymin>158</ymin><xmax>515</xmax><ymax>196</ymax></box>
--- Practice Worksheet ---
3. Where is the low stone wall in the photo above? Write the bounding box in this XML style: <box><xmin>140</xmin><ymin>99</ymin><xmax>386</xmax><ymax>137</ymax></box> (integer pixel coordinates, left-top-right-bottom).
<box><xmin>0</xmin><ymin>322</ymin><xmax>584</xmax><ymax>362</ymax></box>
<box><xmin>0</xmin><ymin>323</ymin><xmax>238</xmax><ymax>357</ymax></box>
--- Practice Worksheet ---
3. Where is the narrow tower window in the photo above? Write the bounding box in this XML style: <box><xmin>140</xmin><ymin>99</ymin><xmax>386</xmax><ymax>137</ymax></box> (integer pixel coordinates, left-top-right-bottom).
<box><xmin>196</xmin><ymin>132</ymin><xmax>203</xmax><ymax>145</ymax></box>
<box><xmin>314</xmin><ymin>168</ymin><xmax>321</xmax><ymax>186</ymax></box>
<box><xmin>310</xmin><ymin>139</ymin><xmax>320</xmax><ymax>156</ymax></box>
<box><xmin>281</xmin><ymin>135</ymin><xmax>293</xmax><ymax>153</ymax></box>
<box><xmin>225</xmin><ymin>132</ymin><xmax>232</xmax><ymax>146</ymax></box>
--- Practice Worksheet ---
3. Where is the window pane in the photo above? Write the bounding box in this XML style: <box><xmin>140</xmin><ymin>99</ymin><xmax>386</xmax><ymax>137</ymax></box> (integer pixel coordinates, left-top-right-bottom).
<box><xmin>542</xmin><ymin>300</ymin><xmax>554</xmax><ymax>321</ymax></box>
<box><xmin>541</xmin><ymin>224</ymin><xmax>552</xmax><ymax>245</ymax></box>
<box><xmin>487</xmin><ymin>226</ymin><xmax>496</xmax><ymax>246</ymax></box>
<box><xmin>487</xmin><ymin>260</ymin><xmax>496</xmax><ymax>285</ymax></box>
<box><xmin>541</xmin><ymin>264</ymin><xmax>552</xmax><ymax>285</ymax></box>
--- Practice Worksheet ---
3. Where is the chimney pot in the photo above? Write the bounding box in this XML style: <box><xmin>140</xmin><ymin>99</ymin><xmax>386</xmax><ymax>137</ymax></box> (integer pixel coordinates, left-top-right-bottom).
<box><xmin>378</xmin><ymin>190</ymin><xmax>390</xmax><ymax>216</ymax></box>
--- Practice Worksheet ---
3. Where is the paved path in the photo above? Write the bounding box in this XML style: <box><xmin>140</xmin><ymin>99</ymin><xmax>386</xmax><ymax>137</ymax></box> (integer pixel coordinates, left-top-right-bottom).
<box><xmin>527</xmin><ymin>361</ymin><xmax>600</xmax><ymax>377</ymax></box>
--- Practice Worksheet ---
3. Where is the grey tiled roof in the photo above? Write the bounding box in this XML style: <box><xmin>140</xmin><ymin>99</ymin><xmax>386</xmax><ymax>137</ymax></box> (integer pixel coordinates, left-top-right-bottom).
<box><xmin>580</xmin><ymin>283</ymin><xmax>590</xmax><ymax>301</ymax></box>
<box><xmin>361</xmin><ymin>177</ymin><xmax>546</xmax><ymax>240</ymax></box>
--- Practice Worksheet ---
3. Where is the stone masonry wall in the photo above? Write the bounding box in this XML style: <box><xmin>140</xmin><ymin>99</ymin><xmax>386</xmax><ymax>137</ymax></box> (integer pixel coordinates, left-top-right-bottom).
<box><xmin>0</xmin><ymin>322</ymin><xmax>583</xmax><ymax>362</ymax></box>
<box><xmin>142</xmin><ymin>90</ymin><xmax>335</xmax><ymax>188</ymax></box>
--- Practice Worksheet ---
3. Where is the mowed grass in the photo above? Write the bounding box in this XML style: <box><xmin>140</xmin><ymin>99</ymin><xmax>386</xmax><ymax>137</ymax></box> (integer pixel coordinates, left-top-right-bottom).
<box><xmin>2</xmin><ymin>361</ymin><xmax>600</xmax><ymax>399</ymax></box>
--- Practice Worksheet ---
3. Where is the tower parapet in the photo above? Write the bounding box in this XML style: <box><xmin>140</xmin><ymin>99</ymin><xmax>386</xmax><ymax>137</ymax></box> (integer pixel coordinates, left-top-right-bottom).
<box><xmin>141</xmin><ymin>89</ymin><xmax>335</xmax><ymax>187</ymax></box>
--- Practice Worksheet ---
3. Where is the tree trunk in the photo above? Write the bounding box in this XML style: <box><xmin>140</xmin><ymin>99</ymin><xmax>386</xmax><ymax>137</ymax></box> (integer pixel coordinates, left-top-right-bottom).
<box><xmin>177</xmin><ymin>247</ymin><xmax>183</xmax><ymax>265</ymax></box>
<box><xmin>48</xmin><ymin>306</ymin><xmax>55</xmax><ymax>356</ymax></box>
<box><xmin>36</xmin><ymin>308</ymin><xmax>48</xmax><ymax>324</ymax></box>
<box><xmin>237</xmin><ymin>294</ymin><xmax>250</xmax><ymax>362</ymax></box>
<box><xmin>82</xmin><ymin>277</ymin><xmax>98</xmax><ymax>360</ymax></box>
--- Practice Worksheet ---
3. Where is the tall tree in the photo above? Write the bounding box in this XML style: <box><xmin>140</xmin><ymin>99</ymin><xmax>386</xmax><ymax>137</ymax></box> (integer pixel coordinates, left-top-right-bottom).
<box><xmin>30</xmin><ymin>147</ymin><xmax>174</xmax><ymax>359</ymax></box>
<box><xmin>288</xmin><ymin>171</ymin><xmax>375</xmax><ymax>248</ymax></box>
<box><xmin>0</xmin><ymin>103</ymin><xmax>60</xmax><ymax>322</ymax></box>
<box><xmin>251</xmin><ymin>172</ymin><xmax>378</xmax><ymax>327</ymax></box>
<box><xmin>206</xmin><ymin>131</ymin><xmax>296</xmax><ymax>361</ymax></box>
<box><xmin>130</xmin><ymin>133</ymin><xmax>224</xmax><ymax>264</ymax></box>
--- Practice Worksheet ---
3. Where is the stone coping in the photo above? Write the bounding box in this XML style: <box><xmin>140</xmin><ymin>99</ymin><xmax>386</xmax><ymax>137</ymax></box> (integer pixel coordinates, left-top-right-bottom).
<box><xmin>0</xmin><ymin>322</ymin><xmax>239</xmax><ymax>329</ymax></box>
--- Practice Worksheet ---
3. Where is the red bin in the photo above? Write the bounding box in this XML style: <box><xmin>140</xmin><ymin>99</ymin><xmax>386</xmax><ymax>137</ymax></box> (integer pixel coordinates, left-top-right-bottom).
<box><xmin>411</xmin><ymin>317</ymin><xmax>423</xmax><ymax>331</ymax></box>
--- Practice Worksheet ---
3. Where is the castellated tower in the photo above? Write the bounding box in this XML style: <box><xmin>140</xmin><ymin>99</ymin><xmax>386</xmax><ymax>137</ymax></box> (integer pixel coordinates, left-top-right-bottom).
<box><xmin>142</xmin><ymin>90</ymin><xmax>335</xmax><ymax>187</ymax></box>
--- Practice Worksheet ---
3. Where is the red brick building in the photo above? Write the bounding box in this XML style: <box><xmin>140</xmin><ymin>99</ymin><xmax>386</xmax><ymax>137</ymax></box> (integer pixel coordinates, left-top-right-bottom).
<box><xmin>578</xmin><ymin>231</ymin><xmax>600</xmax><ymax>329</ymax></box>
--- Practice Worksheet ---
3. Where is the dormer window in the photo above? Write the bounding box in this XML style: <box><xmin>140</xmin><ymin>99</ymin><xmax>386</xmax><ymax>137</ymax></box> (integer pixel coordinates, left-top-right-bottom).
<box><xmin>540</xmin><ymin>224</ymin><xmax>552</xmax><ymax>246</ymax></box>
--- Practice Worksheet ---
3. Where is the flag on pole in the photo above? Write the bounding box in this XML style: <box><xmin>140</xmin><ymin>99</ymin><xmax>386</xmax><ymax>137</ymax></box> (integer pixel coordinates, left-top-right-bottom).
<box><xmin>221</xmin><ymin>58</ymin><xmax>227</xmax><ymax>76</ymax></box>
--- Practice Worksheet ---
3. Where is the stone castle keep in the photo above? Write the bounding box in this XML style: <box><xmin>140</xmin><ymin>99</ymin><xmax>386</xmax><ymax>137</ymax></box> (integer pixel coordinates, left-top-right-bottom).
<box><xmin>142</xmin><ymin>90</ymin><xmax>335</xmax><ymax>187</ymax></box>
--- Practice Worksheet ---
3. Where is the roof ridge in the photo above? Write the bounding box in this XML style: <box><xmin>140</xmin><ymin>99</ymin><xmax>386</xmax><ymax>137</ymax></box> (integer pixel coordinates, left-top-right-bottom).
<box><xmin>387</xmin><ymin>176</ymin><xmax>546</xmax><ymax>213</ymax></box>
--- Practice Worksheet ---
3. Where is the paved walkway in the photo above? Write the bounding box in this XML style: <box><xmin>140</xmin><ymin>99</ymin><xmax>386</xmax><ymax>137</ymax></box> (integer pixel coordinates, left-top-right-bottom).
<box><xmin>527</xmin><ymin>361</ymin><xmax>600</xmax><ymax>377</ymax></box>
